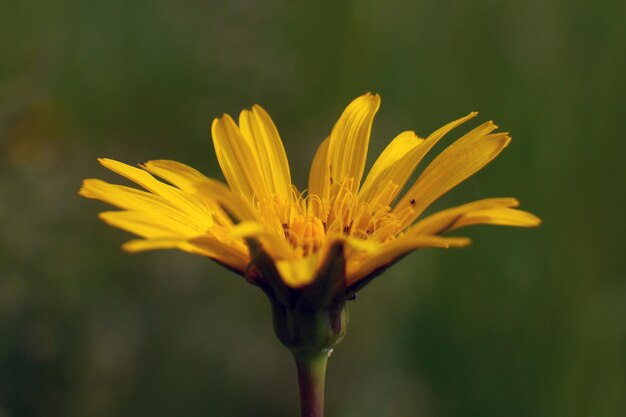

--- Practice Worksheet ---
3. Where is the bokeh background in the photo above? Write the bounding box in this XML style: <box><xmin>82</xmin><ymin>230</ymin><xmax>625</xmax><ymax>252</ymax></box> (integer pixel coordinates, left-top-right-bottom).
<box><xmin>1</xmin><ymin>0</ymin><xmax>625</xmax><ymax>416</ymax></box>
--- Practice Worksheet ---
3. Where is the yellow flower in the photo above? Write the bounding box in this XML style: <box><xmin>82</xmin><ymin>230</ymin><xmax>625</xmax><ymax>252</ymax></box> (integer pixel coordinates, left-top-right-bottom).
<box><xmin>80</xmin><ymin>93</ymin><xmax>540</xmax><ymax>294</ymax></box>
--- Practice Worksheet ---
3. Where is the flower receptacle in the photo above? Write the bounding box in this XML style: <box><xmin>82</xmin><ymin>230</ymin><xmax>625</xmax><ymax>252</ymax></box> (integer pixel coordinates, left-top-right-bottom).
<box><xmin>271</xmin><ymin>299</ymin><xmax>349</xmax><ymax>353</ymax></box>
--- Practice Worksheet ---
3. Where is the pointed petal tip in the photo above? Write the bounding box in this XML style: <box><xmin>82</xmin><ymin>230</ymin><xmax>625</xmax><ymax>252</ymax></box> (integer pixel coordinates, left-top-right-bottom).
<box><xmin>77</xmin><ymin>182</ymin><xmax>89</xmax><ymax>196</ymax></box>
<box><xmin>121</xmin><ymin>240</ymin><xmax>142</xmax><ymax>253</ymax></box>
<box><xmin>403</xmin><ymin>130</ymin><xmax>420</xmax><ymax>140</ymax></box>
<box><xmin>97</xmin><ymin>158</ymin><xmax>129</xmax><ymax>171</ymax></box>
<box><xmin>237</xmin><ymin>108</ymin><xmax>250</xmax><ymax>125</ymax></box>
<box><xmin>524</xmin><ymin>212</ymin><xmax>542</xmax><ymax>227</ymax></box>
<box><xmin>212</xmin><ymin>113</ymin><xmax>233</xmax><ymax>125</ymax></box>
<box><xmin>460</xmin><ymin>111</ymin><xmax>479</xmax><ymax>121</ymax></box>
<box><xmin>446</xmin><ymin>237</ymin><xmax>472</xmax><ymax>248</ymax></box>
<box><xmin>78</xmin><ymin>178</ymin><xmax>103</xmax><ymax>197</ymax></box>
<box><xmin>495</xmin><ymin>208</ymin><xmax>542</xmax><ymax>228</ymax></box>
<box><xmin>486</xmin><ymin>120</ymin><xmax>498</xmax><ymax>129</ymax></box>
<box><xmin>137</xmin><ymin>161</ymin><xmax>151</xmax><ymax>170</ymax></box>
<box><xmin>79</xmin><ymin>177</ymin><xmax>92</xmax><ymax>186</ymax></box>
<box><xmin>210</xmin><ymin>117</ymin><xmax>218</xmax><ymax>132</ymax></box>
<box><xmin>356</xmin><ymin>91</ymin><xmax>381</xmax><ymax>106</ymax></box>
<box><xmin>489</xmin><ymin>132</ymin><xmax>512</xmax><ymax>146</ymax></box>
<box><xmin>211</xmin><ymin>114</ymin><xmax>231</xmax><ymax>135</ymax></box>
<box><xmin>121</xmin><ymin>243</ymin><xmax>134</xmax><ymax>252</ymax></box>
<box><xmin>97</xmin><ymin>210</ymin><xmax>120</xmax><ymax>225</ymax></box>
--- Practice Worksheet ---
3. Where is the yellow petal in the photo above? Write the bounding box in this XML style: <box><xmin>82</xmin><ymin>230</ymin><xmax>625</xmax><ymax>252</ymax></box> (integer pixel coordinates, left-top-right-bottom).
<box><xmin>81</xmin><ymin>179</ymin><xmax>210</xmax><ymax>232</ymax></box>
<box><xmin>122</xmin><ymin>238</ymin><xmax>187</xmax><ymax>252</ymax></box>
<box><xmin>124</xmin><ymin>236</ymin><xmax>249</xmax><ymax>272</ymax></box>
<box><xmin>407</xmin><ymin>198</ymin><xmax>520</xmax><ymax>235</ymax></box>
<box><xmin>346</xmin><ymin>235</ymin><xmax>471</xmax><ymax>285</ymax></box>
<box><xmin>141</xmin><ymin>159</ymin><xmax>234</xmax><ymax>227</ymax></box>
<box><xmin>230</xmin><ymin>221</ymin><xmax>295</xmax><ymax>265</ymax></box>
<box><xmin>122</xmin><ymin>238</ymin><xmax>222</xmax><ymax>258</ymax></box>
<box><xmin>345</xmin><ymin>236</ymin><xmax>380</xmax><ymax>252</ymax></box>
<box><xmin>99</xmin><ymin>206</ymin><xmax>249</xmax><ymax>271</ymax></box>
<box><xmin>141</xmin><ymin>160</ymin><xmax>210</xmax><ymax>193</ymax></box>
<box><xmin>195</xmin><ymin>179</ymin><xmax>259</xmax><ymax>223</ymax></box>
<box><xmin>358</xmin><ymin>131</ymin><xmax>424</xmax><ymax>204</ymax></box>
<box><xmin>238</xmin><ymin>105</ymin><xmax>293</xmax><ymax>201</ymax></box>
<box><xmin>394</xmin><ymin>122</ymin><xmax>509</xmax><ymax>227</ymax></box>
<box><xmin>420</xmin><ymin>112</ymin><xmax>479</xmax><ymax>148</ymax></box>
<box><xmin>99</xmin><ymin>210</ymin><xmax>199</xmax><ymax>238</ymax></box>
<box><xmin>211</xmin><ymin>114</ymin><xmax>271</xmax><ymax>202</ymax></box>
<box><xmin>230</xmin><ymin>221</ymin><xmax>266</xmax><ymax>238</ymax></box>
<box><xmin>81</xmin><ymin>179</ymin><xmax>173</xmax><ymax>212</ymax></box>
<box><xmin>327</xmin><ymin>93</ymin><xmax>381</xmax><ymax>194</ymax></box>
<box><xmin>451</xmin><ymin>207</ymin><xmax>542</xmax><ymax>229</ymax></box>
<box><xmin>275</xmin><ymin>255</ymin><xmax>319</xmax><ymax>288</ymax></box>
<box><xmin>97</xmin><ymin>158</ymin><xmax>214</xmax><ymax>227</ymax></box>
<box><xmin>196</xmin><ymin>180</ymin><xmax>295</xmax><ymax>260</ymax></box>
<box><xmin>188</xmin><ymin>235</ymin><xmax>250</xmax><ymax>271</ymax></box>
<box><xmin>308</xmin><ymin>137</ymin><xmax>331</xmax><ymax>204</ymax></box>
<box><xmin>359</xmin><ymin>112</ymin><xmax>478</xmax><ymax>207</ymax></box>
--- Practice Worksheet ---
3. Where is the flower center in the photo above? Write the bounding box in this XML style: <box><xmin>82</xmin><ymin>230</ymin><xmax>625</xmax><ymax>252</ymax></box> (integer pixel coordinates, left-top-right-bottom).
<box><xmin>283</xmin><ymin>216</ymin><xmax>326</xmax><ymax>256</ymax></box>
<box><xmin>321</xmin><ymin>179</ymin><xmax>411</xmax><ymax>243</ymax></box>
<box><xmin>260</xmin><ymin>179</ymin><xmax>414</xmax><ymax>258</ymax></box>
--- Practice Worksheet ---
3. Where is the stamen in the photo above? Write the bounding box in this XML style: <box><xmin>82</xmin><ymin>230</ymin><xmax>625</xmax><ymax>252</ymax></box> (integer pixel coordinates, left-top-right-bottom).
<box><xmin>283</xmin><ymin>215</ymin><xmax>325</xmax><ymax>256</ymax></box>
<box><xmin>274</xmin><ymin>178</ymin><xmax>407</xmax><ymax>257</ymax></box>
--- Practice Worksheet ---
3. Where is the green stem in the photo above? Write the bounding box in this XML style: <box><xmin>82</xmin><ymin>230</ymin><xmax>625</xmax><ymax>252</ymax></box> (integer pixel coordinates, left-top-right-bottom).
<box><xmin>293</xmin><ymin>349</ymin><xmax>330</xmax><ymax>417</ymax></box>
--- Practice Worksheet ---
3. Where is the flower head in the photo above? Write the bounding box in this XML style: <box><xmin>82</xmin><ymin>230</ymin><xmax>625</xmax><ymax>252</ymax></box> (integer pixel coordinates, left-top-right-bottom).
<box><xmin>80</xmin><ymin>93</ymin><xmax>540</xmax><ymax>307</ymax></box>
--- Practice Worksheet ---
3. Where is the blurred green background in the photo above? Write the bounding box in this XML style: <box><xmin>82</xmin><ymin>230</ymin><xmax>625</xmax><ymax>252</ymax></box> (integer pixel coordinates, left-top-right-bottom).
<box><xmin>1</xmin><ymin>0</ymin><xmax>625</xmax><ymax>416</ymax></box>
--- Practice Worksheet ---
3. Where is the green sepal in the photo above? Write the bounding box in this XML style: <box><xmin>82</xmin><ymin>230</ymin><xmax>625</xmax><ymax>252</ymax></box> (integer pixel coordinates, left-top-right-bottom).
<box><xmin>245</xmin><ymin>238</ymin><xmax>296</xmax><ymax>307</ymax></box>
<box><xmin>271</xmin><ymin>299</ymin><xmax>349</xmax><ymax>353</ymax></box>
<box><xmin>246</xmin><ymin>237</ymin><xmax>350</xmax><ymax>352</ymax></box>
